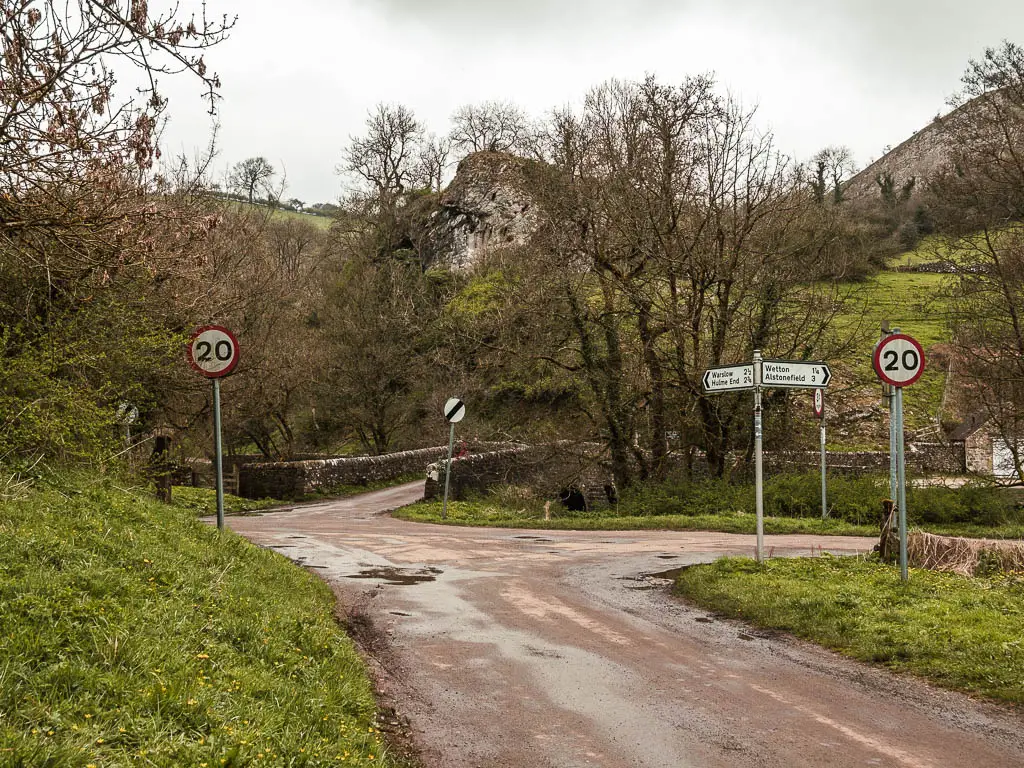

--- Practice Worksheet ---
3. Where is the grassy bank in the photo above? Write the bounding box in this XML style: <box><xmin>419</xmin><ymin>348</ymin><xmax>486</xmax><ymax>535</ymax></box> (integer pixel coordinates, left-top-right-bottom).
<box><xmin>0</xmin><ymin>473</ymin><xmax>396</xmax><ymax>766</ymax></box>
<box><xmin>674</xmin><ymin>555</ymin><xmax>1024</xmax><ymax>704</ymax></box>
<box><xmin>396</xmin><ymin>474</ymin><xmax>1024</xmax><ymax>539</ymax></box>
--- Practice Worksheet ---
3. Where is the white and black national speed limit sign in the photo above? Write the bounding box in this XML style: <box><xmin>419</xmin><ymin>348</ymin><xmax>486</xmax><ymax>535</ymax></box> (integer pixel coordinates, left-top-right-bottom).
<box><xmin>444</xmin><ymin>397</ymin><xmax>466</xmax><ymax>423</ymax></box>
<box><xmin>873</xmin><ymin>333</ymin><xmax>925</xmax><ymax>388</ymax></box>
<box><xmin>188</xmin><ymin>325</ymin><xmax>240</xmax><ymax>378</ymax></box>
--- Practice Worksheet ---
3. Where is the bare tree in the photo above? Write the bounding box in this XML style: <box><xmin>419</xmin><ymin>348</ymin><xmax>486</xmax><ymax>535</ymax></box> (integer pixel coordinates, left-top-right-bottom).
<box><xmin>342</xmin><ymin>103</ymin><xmax>424</xmax><ymax>199</ymax></box>
<box><xmin>808</xmin><ymin>146</ymin><xmax>855</xmax><ymax>204</ymax></box>
<box><xmin>931</xmin><ymin>41</ymin><xmax>1024</xmax><ymax>478</ymax></box>
<box><xmin>416</xmin><ymin>133</ymin><xmax>452</xmax><ymax>193</ymax></box>
<box><xmin>229</xmin><ymin>156</ymin><xmax>276</xmax><ymax>203</ymax></box>
<box><xmin>449</xmin><ymin>100</ymin><xmax>530</xmax><ymax>156</ymax></box>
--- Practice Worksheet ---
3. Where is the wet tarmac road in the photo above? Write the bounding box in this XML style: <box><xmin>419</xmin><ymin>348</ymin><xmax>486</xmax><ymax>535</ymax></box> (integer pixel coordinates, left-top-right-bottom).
<box><xmin>224</xmin><ymin>482</ymin><xmax>1024</xmax><ymax>768</ymax></box>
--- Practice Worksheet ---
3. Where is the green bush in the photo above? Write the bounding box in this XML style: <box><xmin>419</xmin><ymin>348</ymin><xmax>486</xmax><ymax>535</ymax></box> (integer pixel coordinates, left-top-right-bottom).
<box><xmin>618</xmin><ymin>478</ymin><xmax>752</xmax><ymax>517</ymax></box>
<box><xmin>908</xmin><ymin>484</ymin><xmax>1014</xmax><ymax>526</ymax></box>
<box><xmin>619</xmin><ymin>473</ymin><xmax>886</xmax><ymax>525</ymax></box>
<box><xmin>765</xmin><ymin>473</ymin><xmax>885</xmax><ymax>525</ymax></box>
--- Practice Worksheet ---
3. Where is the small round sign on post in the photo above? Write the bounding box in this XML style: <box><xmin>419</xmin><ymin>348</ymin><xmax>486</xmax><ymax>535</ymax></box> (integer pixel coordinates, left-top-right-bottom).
<box><xmin>187</xmin><ymin>325</ymin><xmax>240</xmax><ymax>378</ymax></box>
<box><xmin>116</xmin><ymin>402</ymin><xmax>139</xmax><ymax>425</ymax></box>
<box><xmin>444</xmin><ymin>397</ymin><xmax>466</xmax><ymax>423</ymax></box>
<box><xmin>873</xmin><ymin>331</ymin><xmax>924</xmax><ymax>584</ymax></box>
<box><xmin>187</xmin><ymin>324</ymin><xmax>239</xmax><ymax>533</ymax></box>
<box><xmin>873</xmin><ymin>333</ymin><xmax>925</xmax><ymax>388</ymax></box>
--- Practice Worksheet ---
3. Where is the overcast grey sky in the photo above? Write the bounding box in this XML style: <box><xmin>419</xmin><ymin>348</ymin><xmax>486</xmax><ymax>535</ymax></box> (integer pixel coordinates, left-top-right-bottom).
<box><xmin>157</xmin><ymin>0</ymin><xmax>1024</xmax><ymax>204</ymax></box>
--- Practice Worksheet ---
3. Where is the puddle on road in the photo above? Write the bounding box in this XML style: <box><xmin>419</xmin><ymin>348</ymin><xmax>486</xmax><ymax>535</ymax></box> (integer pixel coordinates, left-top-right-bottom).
<box><xmin>346</xmin><ymin>566</ymin><xmax>442</xmax><ymax>586</ymax></box>
<box><xmin>656</xmin><ymin>554</ymin><xmax>679</xmax><ymax>560</ymax></box>
<box><xmin>512</xmin><ymin>535</ymin><xmax>554</xmax><ymax>543</ymax></box>
<box><xmin>647</xmin><ymin>567</ymin><xmax>685</xmax><ymax>581</ymax></box>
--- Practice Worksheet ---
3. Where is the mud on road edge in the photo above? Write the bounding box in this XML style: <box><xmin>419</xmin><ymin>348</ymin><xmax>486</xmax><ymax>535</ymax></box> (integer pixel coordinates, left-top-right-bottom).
<box><xmin>329</xmin><ymin>580</ymin><xmax>427</xmax><ymax>768</ymax></box>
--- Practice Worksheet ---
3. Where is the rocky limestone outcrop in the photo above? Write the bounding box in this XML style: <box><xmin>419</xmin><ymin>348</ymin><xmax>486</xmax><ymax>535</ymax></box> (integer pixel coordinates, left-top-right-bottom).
<box><xmin>416</xmin><ymin>151</ymin><xmax>549</xmax><ymax>270</ymax></box>
<box><xmin>842</xmin><ymin>92</ymin><xmax>996</xmax><ymax>202</ymax></box>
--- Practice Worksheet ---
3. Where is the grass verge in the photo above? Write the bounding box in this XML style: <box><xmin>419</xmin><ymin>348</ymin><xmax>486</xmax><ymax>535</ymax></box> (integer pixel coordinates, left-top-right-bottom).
<box><xmin>394</xmin><ymin>499</ymin><xmax>879</xmax><ymax>536</ymax></box>
<box><xmin>674</xmin><ymin>555</ymin><xmax>1024</xmax><ymax>704</ymax></box>
<box><xmin>0</xmin><ymin>472</ymin><xmax>397</xmax><ymax>766</ymax></box>
<box><xmin>170</xmin><ymin>486</ymin><xmax>281</xmax><ymax>516</ymax></box>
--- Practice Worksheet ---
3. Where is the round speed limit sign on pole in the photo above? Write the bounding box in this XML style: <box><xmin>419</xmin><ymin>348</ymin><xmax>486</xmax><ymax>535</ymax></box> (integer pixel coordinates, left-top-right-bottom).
<box><xmin>873</xmin><ymin>331</ymin><xmax>924</xmax><ymax>584</ymax></box>
<box><xmin>873</xmin><ymin>333</ymin><xmax>925</xmax><ymax>387</ymax></box>
<box><xmin>188</xmin><ymin>325</ymin><xmax>240</xmax><ymax>378</ymax></box>
<box><xmin>187</xmin><ymin>325</ymin><xmax>239</xmax><ymax>533</ymax></box>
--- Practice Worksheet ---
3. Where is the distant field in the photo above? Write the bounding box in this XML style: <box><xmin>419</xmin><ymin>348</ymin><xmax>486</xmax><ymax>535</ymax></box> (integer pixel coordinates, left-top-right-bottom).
<box><xmin>222</xmin><ymin>200</ymin><xmax>334</xmax><ymax>231</ymax></box>
<box><xmin>831</xmin><ymin>267</ymin><xmax>950</xmax><ymax>432</ymax></box>
<box><xmin>271</xmin><ymin>206</ymin><xmax>333</xmax><ymax>230</ymax></box>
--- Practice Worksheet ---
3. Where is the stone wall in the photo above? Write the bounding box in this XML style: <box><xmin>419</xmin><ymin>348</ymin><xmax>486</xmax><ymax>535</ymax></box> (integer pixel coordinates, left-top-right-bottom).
<box><xmin>237</xmin><ymin>446</ymin><xmax>447</xmax><ymax>500</ymax></box>
<box><xmin>424</xmin><ymin>443</ymin><xmax>616</xmax><ymax>508</ymax></box>
<box><xmin>224</xmin><ymin>442</ymin><xmax>522</xmax><ymax>500</ymax></box>
<box><xmin>966</xmin><ymin>429</ymin><xmax>995</xmax><ymax>475</ymax></box>
<box><xmin>763</xmin><ymin>442</ymin><xmax>965</xmax><ymax>476</ymax></box>
<box><xmin>423</xmin><ymin>441</ymin><xmax>967</xmax><ymax>507</ymax></box>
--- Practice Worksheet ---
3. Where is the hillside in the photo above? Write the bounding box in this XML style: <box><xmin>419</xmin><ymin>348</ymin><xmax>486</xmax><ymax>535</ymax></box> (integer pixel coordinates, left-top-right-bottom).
<box><xmin>0</xmin><ymin>475</ymin><xmax>395</xmax><ymax>766</ymax></box>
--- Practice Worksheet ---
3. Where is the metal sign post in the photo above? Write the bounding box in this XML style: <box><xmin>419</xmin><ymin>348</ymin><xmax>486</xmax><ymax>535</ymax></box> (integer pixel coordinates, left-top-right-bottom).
<box><xmin>212</xmin><ymin>378</ymin><xmax>225</xmax><ymax>531</ymax></box>
<box><xmin>873</xmin><ymin>331</ymin><xmax>926</xmax><ymax>583</ymax></box>
<box><xmin>703</xmin><ymin>353</ymin><xmax>832</xmax><ymax>564</ymax></box>
<box><xmin>441</xmin><ymin>397</ymin><xmax>466</xmax><ymax>520</ymax></box>
<box><xmin>188</xmin><ymin>325</ymin><xmax>241</xmax><ymax>533</ymax></box>
<box><xmin>753</xmin><ymin>350</ymin><xmax>764</xmax><ymax>562</ymax></box>
<box><xmin>116</xmin><ymin>402</ymin><xmax>139</xmax><ymax>447</ymax></box>
<box><xmin>814</xmin><ymin>389</ymin><xmax>826</xmax><ymax>519</ymax></box>
<box><xmin>888</xmin><ymin>385</ymin><xmax>897</xmax><ymax>504</ymax></box>
<box><xmin>894</xmin><ymin>386</ymin><xmax>909</xmax><ymax>582</ymax></box>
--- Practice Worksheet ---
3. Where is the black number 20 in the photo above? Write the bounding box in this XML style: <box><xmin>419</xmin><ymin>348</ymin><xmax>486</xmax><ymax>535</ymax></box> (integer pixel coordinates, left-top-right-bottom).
<box><xmin>883</xmin><ymin>349</ymin><xmax>919</xmax><ymax>372</ymax></box>
<box><xmin>196</xmin><ymin>339</ymin><xmax>233</xmax><ymax>364</ymax></box>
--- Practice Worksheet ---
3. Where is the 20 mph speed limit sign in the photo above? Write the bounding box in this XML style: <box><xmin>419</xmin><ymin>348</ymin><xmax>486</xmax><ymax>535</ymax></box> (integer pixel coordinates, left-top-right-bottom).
<box><xmin>873</xmin><ymin>333</ymin><xmax>925</xmax><ymax>387</ymax></box>
<box><xmin>188</xmin><ymin>325</ymin><xmax>240</xmax><ymax>378</ymax></box>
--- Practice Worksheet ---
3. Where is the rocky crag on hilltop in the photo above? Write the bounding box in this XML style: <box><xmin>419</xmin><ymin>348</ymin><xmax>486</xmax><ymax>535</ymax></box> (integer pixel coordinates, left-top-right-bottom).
<box><xmin>414</xmin><ymin>151</ymin><xmax>550</xmax><ymax>271</ymax></box>
<box><xmin>842</xmin><ymin>91</ymin><xmax>1006</xmax><ymax>201</ymax></box>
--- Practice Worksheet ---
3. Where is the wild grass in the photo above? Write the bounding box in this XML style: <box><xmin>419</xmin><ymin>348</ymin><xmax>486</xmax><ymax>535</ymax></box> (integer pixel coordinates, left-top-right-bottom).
<box><xmin>394</xmin><ymin>499</ymin><xmax>878</xmax><ymax>536</ymax></box>
<box><xmin>832</xmin><ymin>270</ymin><xmax>949</xmax><ymax>431</ymax></box>
<box><xmin>0</xmin><ymin>471</ymin><xmax>396</xmax><ymax>766</ymax></box>
<box><xmin>674</xmin><ymin>555</ymin><xmax>1024</xmax><ymax>703</ymax></box>
<box><xmin>170</xmin><ymin>486</ymin><xmax>281</xmax><ymax>516</ymax></box>
<box><xmin>396</xmin><ymin>474</ymin><xmax>1024</xmax><ymax>539</ymax></box>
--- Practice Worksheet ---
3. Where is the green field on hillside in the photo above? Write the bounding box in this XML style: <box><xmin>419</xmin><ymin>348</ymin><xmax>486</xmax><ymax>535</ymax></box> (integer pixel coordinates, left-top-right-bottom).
<box><xmin>270</xmin><ymin>206</ymin><xmax>333</xmax><ymax>230</ymax></box>
<box><xmin>830</xmin><ymin>268</ymin><xmax>950</xmax><ymax>432</ymax></box>
<box><xmin>0</xmin><ymin>474</ymin><xmax>396</xmax><ymax>767</ymax></box>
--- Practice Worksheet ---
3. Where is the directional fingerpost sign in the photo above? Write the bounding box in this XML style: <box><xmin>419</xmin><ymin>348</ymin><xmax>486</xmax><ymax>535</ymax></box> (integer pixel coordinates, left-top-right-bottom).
<box><xmin>187</xmin><ymin>325</ymin><xmax>240</xmax><ymax>379</ymax></box>
<box><xmin>702</xmin><ymin>364</ymin><xmax>754</xmax><ymax>393</ymax></box>
<box><xmin>444</xmin><ymin>397</ymin><xmax>466</xmax><ymax>423</ymax></box>
<box><xmin>873</xmin><ymin>333</ymin><xmax>925</xmax><ymax>388</ymax></box>
<box><xmin>761</xmin><ymin>360</ymin><xmax>831</xmax><ymax>389</ymax></box>
<box><xmin>702</xmin><ymin>351</ymin><xmax>834</xmax><ymax>563</ymax></box>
